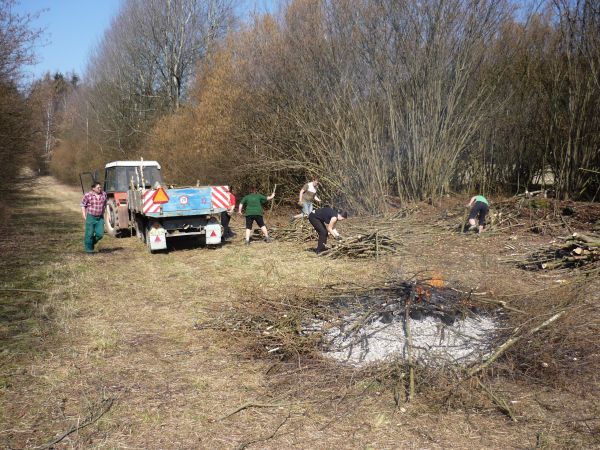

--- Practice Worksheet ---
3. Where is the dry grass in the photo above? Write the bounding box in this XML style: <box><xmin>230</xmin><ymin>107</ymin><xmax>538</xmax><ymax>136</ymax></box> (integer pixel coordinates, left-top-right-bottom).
<box><xmin>1</xmin><ymin>177</ymin><xmax>599</xmax><ymax>449</ymax></box>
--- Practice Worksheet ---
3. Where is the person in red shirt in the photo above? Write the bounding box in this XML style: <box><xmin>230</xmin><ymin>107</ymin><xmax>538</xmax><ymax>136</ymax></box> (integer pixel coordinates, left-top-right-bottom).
<box><xmin>221</xmin><ymin>187</ymin><xmax>237</xmax><ymax>240</ymax></box>
<box><xmin>80</xmin><ymin>182</ymin><xmax>108</xmax><ymax>254</ymax></box>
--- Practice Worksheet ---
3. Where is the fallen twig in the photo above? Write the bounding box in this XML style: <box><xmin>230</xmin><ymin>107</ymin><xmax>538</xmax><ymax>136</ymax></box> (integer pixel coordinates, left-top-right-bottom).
<box><xmin>36</xmin><ymin>398</ymin><xmax>114</xmax><ymax>449</ymax></box>
<box><xmin>218</xmin><ymin>401</ymin><xmax>307</xmax><ymax>421</ymax></box>
<box><xmin>236</xmin><ymin>412</ymin><xmax>290</xmax><ymax>450</ymax></box>
<box><xmin>466</xmin><ymin>310</ymin><xmax>566</xmax><ymax>378</ymax></box>
<box><xmin>476</xmin><ymin>379</ymin><xmax>517</xmax><ymax>422</ymax></box>
<box><xmin>404</xmin><ymin>295</ymin><xmax>415</xmax><ymax>402</ymax></box>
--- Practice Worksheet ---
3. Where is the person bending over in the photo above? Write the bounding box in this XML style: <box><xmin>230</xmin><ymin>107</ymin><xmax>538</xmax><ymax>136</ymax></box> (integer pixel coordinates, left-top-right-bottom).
<box><xmin>465</xmin><ymin>195</ymin><xmax>489</xmax><ymax>234</ymax></box>
<box><xmin>308</xmin><ymin>206</ymin><xmax>348</xmax><ymax>254</ymax></box>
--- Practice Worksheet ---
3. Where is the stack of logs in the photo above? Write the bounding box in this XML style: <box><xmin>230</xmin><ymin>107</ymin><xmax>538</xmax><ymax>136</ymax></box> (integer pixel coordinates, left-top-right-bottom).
<box><xmin>519</xmin><ymin>233</ymin><xmax>600</xmax><ymax>271</ymax></box>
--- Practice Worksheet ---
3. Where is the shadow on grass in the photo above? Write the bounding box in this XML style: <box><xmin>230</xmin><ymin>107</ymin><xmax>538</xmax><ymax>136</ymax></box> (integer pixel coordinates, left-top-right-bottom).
<box><xmin>97</xmin><ymin>246</ymin><xmax>125</xmax><ymax>254</ymax></box>
<box><xmin>0</xmin><ymin>182</ymin><xmax>81</xmax><ymax>358</ymax></box>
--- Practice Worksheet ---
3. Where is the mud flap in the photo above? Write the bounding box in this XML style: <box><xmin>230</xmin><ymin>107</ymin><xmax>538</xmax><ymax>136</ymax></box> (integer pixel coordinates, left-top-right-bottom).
<box><xmin>147</xmin><ymin>224</ymin><xmax>167</xmax><ymax>251</ymax></box>
<box><xmin>205</xmin><ymin>223</ymin><xmax>222</xmax><ymax>245</ymax></box>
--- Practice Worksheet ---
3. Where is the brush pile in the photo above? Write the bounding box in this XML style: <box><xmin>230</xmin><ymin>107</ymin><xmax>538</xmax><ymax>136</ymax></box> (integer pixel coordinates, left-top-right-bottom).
<box><xmin>320</xmin><ymin>231</ymin><xmax>401</xmax><ymax>259</ymax></box>
<box><xmin>436</xmin><ymin>197</ymin><xmax>600</xmax><ymax>235</ymax></box>
<box><xmin>269</xmin><ymin>219</ymin><xmax>315</xmax><ymax>242</ymax></box>
<box><xmin>270</xmin><ymin>217</ymin><xmax>405</xmax><ymax>258</ymax></box>
<box><xmin>518</xmin><ymin>233</ymin><xmax>600</xmax><ymax>271</ymax></box>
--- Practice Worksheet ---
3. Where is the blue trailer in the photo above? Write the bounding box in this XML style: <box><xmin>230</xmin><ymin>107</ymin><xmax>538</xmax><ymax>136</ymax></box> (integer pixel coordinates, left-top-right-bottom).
<box><xmin>128</xmin><ymin>184</ymin><xmax>229</xmax><ymax>253</ymax></box>
<box><xmin>92</xmin><ymin>160</ymin><xmax>229</xmax><ymax>253</ymax></box>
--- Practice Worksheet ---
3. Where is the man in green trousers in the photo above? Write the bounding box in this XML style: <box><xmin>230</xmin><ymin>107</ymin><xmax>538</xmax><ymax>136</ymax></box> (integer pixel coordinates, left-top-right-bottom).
<box><xmin>80</xmin><ymin>182</ymin><xmax>108</xmax><ymax>254</ymax></box>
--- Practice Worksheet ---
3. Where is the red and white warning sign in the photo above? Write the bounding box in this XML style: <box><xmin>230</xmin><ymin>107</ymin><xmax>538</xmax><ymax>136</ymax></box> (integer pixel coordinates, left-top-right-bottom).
<box><xmin>179</xmin><ymin>195</ymin><xmax>189</xmax><ymax>205</ymax></box>
<box><xmin>142</xmin><ymin>190</ymin><xmax>160</xmax><ymax>214</ymax></box>
<box><xmin>211</xmin><ymin>186</ymin><xmax>230</xmax><ymax>209</ymax></box>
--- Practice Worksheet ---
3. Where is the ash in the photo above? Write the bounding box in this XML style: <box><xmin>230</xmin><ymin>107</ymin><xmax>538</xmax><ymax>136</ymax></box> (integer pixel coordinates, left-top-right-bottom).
<box><xmin>304</xmin><ymin>283</ymin><xmax>499</xmax><ymax>367</ymax></box>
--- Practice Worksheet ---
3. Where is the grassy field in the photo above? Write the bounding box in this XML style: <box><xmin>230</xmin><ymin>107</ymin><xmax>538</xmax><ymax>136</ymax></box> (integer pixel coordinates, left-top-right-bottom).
<box><xmin>1</xmin><ymin>176</ymin><xmax>598</xmax><ymax>449</ymax></box>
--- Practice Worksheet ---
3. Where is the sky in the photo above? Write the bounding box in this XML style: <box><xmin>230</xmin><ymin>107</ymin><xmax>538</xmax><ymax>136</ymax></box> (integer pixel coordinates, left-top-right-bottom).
<box><xmin>15</xmin><ymin>0</ymin><xmax>278</xmax><ymax>82</ymax></box>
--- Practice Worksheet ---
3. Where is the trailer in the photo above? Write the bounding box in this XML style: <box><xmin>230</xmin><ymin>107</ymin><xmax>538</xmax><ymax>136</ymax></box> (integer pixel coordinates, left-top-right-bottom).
<box><xmin>81</xmin><ymin>160</ymin><xmax>230</xmax><ymax>253</ymax></box>
<box><xmin>128</xmin><ymin>183</ymin><xmax>228</xmax><ymax>253</ymax></box>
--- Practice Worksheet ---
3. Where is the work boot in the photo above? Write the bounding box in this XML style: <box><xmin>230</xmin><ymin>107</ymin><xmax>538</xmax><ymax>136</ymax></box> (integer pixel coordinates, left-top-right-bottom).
<box><xmin>244</xmin><ymin>239</ymin><xmax>250</xmax><ymax>246</ymax></box>
<box><xmin>264</xmin><ymin>236</ymin><xmax>271</xmax><ymax>243</ymax></box>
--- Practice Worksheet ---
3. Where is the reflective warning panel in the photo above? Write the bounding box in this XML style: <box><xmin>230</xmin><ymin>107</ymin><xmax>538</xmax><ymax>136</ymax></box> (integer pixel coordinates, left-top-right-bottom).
<box><xmin>152</xmin><ymin>187</ymin><xmax>170</xmax><ymax>204</ymax></box>
<box><xmin>205</xmin><ymin>224</ymin><xmax>221</xmax><ymax>245</ymax></box>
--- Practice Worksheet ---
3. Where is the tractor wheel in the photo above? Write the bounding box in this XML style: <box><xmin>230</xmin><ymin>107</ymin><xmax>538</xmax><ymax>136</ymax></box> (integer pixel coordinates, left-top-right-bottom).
<box><xmin>104</xmin><ymin>200</ymin><xmax>120</xmax><ymax>237</ymax></box>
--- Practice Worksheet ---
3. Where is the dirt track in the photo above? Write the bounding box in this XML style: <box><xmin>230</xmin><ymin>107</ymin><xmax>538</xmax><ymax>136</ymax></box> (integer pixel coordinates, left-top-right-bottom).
<box><xmin>1</xmin><ymin>176</ymin><xmax>598</xmax><ymax>449</ymax></box>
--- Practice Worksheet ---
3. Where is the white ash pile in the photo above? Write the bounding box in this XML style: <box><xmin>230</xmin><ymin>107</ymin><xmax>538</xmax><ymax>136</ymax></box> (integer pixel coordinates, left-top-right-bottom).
<box><xmin>304</xmin><ymin>282</ymin><xmax>500</xmax><ymax>367</ymax></box>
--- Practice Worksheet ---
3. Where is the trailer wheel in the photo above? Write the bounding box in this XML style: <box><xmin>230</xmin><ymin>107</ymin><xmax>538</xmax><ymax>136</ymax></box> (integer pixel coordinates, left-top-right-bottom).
<box><xmin>104</xmin><ymin>201</ymin><xmax>120</xmax><ymax>237</ymax></box>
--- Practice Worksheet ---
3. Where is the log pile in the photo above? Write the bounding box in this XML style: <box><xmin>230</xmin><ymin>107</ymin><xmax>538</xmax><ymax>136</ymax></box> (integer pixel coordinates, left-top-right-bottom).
<box><xmin>320</xmin><ymin>230</ymin><xmax>402</xmax><ymax>259</ymax></box>
<box><xmin>518</xmin><ymin>233</ymin><xmax>600</xmax><ymax>271</ymax></box>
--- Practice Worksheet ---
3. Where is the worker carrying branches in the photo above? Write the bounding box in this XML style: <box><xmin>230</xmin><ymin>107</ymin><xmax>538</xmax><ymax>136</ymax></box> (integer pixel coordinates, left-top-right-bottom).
<box><xmin>308</xmin><ymin>206</ymin><xmax>348</xmax><ymax>254</ymax></box>
<box><xmin>465</xmin><ymin>194</ymin><xmax>489</xmax><ymax>234</ymax></box>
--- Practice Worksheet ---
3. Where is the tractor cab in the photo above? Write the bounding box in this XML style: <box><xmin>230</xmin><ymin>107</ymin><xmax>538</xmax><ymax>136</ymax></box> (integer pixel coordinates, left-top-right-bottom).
<box><xmin>103</xmin><ymin>161</ymin><xmax>163</xmax><ymax>193</ymax></box>
<box><xmin>102</xmin><ymin>161</ymin><xmax>163</xmax><ymax>237</ymax></box>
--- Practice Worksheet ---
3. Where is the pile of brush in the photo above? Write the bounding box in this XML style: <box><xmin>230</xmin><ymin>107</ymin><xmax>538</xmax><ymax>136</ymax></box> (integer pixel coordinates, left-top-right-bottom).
<box><xmin>320</xmin><ymin>230</ymin><xmax>401</xmax><ymax>259</ymax></box>
<box><xmin>269</xmin><ymin>218</ymin><xmax>315</xmax><ymax>242</ymax></box>
<box><xmin>436</xmin><ymin>197</ymin><xmax>600</xmax><ymax>235</ymax></box>
<box><xmin>518</xmin><ymin>233</ymin><xmax>600</xmax><ymax>271</ymax></box>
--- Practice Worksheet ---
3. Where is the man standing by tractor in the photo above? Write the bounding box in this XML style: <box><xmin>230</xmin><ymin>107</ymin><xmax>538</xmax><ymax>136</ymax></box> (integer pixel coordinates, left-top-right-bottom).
<box><xmin>81</xmin><ymin>182</ymin><xmax>107</xmax><ymax>254</ymax></box>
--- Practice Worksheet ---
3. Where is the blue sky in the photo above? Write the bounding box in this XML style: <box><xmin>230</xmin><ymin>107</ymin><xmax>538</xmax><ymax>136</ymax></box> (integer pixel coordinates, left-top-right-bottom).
<box><xmin>15</xmin><ymin>0</ymin><xmax>278</xmax><ymax>82</ymax></box>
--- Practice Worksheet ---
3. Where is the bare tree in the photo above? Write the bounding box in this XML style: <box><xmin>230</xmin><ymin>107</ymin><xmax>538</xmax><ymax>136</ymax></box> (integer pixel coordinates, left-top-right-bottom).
<box><xmin>80</xmin><ymin>0</ymin><xmax>235</xmax><ymax>157</ymax></box>
<box><xmin>0</xmin><ymin>0</ymin><xmax>41</xmax><ymax>82</ymax></box>
<box><xmin>0</xmin><ymin>0</ymin><xmax>42</xmax><ymax>193</ymax></box>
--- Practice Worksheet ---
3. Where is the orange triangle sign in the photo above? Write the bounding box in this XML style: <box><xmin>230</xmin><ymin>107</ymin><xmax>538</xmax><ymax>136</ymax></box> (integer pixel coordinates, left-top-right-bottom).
<box><xmin>152</xmin><ymin>187</ymin><xmax>170</xmax><ymax>204</ymax></box>
<box><xmin>210</xmin><ymin>230</ymin><xmax>217</xmax><ymax>237</ymax></box>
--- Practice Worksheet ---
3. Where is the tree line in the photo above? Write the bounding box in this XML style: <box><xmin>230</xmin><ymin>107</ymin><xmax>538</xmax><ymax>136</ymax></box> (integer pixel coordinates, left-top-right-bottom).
<box><xmin>0</xmin><ymin>0</ymin><xmax>42</xmax><ymax>195</ymax></box>
<box><xmin>7</xmin><ymin>0</ymin><xmax>600</xmax><ymax>214</ymax></box>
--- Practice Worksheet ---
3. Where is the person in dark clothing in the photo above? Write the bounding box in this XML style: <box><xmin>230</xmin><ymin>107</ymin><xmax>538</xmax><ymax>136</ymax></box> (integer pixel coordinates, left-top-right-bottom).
<box><xmin>221</xmin><ymin>187</ymin><xmax>236</xmax><ymax>240</ymax></box>
<box><xmin>308</xmin><ymin>207</ymin><xmax>348</xmax><ymax>254</ymax></box>
<box><xmin>465</xmin><ymin>195</ymin><xmax>489</xmax><ymax>234</ymax></box>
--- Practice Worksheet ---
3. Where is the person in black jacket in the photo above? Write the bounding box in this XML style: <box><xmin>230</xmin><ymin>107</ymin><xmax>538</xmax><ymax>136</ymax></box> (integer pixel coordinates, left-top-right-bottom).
<box><xmin>308</xmin><ymin>207</ymin><xmax>348</xmax><ymax>254</ymax></box>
